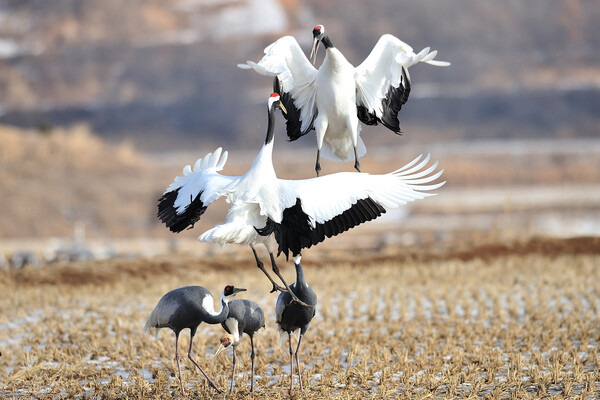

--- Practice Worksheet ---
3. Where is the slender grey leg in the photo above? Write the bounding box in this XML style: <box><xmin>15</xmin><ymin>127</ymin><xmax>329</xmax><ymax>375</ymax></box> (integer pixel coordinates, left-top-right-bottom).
<box><xmin>353</xmin><ymin>147</ymin><xmax>361</xmax><ymax>172</ymax></box>
<box><xmin>187</xmin><ymin>331</ymin><xmax>222</xmax><ymax>394</ymax></box>
<box><xmin>269</xmin><ymin>253</ymin><xmax>311</xmax><ymax>308</ymax></box>
<box><xmin>251</xmin><ymin>246</ymin><xmax>285</xmax><ymax>293</ymax></box>
<box><xmin>288</xmin><ymin>334</ymin><xmax>294</xmax><ymax>393</ymax></box>
<box><xmin>175</xmin><ymin>332</ymin><xmax>186</xmax><ymax>397</ymax></box>
<box><xmin>295</xmin><ymin>335</ymin><xmax>304</xmax><ymax>392</ymax></box>
<box><xmin>250</xmin><ymin>335</ymin><xmax>256</xmax><ymax>392</ymax></box>
<box><xmin>229</xmin><ymin>346</ymin><xmax>237</xmax><ymax>393</ymax></box>
<box><xmin>315</xmin><ymin>149</ymin><xmax>321</xmax><ymax>177</ymax></box>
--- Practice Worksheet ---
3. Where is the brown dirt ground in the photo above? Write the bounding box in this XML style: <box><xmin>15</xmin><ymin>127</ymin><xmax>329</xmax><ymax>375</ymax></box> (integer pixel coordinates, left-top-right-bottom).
<box><xmin>0</xmin><ymin>236</ymin><xmax>599</xmax><ymax>399</ymax></box>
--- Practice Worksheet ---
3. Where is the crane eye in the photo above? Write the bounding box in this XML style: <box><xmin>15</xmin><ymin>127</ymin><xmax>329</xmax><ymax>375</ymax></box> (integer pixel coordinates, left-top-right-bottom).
<box><xmin>224</xmin><ymin>285</ymin><xmax>233</xmax><ymax>295</ymax></box>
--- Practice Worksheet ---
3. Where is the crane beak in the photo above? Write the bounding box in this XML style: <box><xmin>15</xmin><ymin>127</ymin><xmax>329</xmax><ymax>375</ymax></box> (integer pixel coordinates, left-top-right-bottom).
<box><xmin>279</xmin><ymin>102</ymin><xmax>287</xmax><ymax>115</ymax></box>
<box><xmin>232</xmin><ymin>287</ymin><xmax>247</xmax><ymax>294</ymax></box>
<box><xmin>213</xmin><ymin>343</ymin><xmax>226</xmax><ymax>358</ymax></box>
<box><xmin>310</xmin><ymin>37</ymin><xmax>320</xmax><ymax>64</ymax></box>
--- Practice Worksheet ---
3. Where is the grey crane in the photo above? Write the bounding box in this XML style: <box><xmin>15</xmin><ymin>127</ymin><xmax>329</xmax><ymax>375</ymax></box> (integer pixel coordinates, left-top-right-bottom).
<box><xmin>275</xmin><ymin>255</ymin><xmax>317</xmax><ymax>393</ymax></box>
<box><xmin>144</xmin><ymin>284</ymin><xmax>246</xmax><ymax>396</ymax></box>
<box><xmin>214</xmin><ymin>299</ymin><xmax>266</xmax><ymax>393</ymax></box>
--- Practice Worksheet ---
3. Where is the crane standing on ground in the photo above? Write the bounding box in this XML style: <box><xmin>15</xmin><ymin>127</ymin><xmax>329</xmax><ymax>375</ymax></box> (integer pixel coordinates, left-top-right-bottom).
<box><xmin>276</xmin><ymin>255</ymin><xmax>317</xmax><ymax>393</ymax></box>
<box><xmin>214</xmin><ymin>299</ymin><xmax>266</xmax><ymax>393</ymax></box>
<box><xmin>144</xmin><ymin>284</ymin><xmax>246</xmax><ymax>396</ymax></box>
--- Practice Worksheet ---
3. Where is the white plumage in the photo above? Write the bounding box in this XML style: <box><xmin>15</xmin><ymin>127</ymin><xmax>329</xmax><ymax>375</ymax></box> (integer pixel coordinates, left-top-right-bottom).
<box><xmin>158</xmin><ymin>94</ymin><xmax>445</xmax><ymax>303</ymax></box>
<box><xmin>239</xmin><ymin>25</ymin><xmax>450</xmax><ymax>175</ymax></box>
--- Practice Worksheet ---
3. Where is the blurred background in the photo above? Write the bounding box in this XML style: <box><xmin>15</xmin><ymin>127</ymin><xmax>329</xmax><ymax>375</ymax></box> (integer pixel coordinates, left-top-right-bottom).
<box><xmin>0</xmin><ymin>0</ymin><xmax>598</xmax><ymax>266</ymax></box>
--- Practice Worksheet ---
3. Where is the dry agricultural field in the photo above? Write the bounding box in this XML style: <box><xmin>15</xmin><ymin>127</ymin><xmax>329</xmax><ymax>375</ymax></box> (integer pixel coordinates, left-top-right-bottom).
<box><xmin>1</xmin><ymin>237</ymin><xmax>599</xmax><ymax>399</ymax></box>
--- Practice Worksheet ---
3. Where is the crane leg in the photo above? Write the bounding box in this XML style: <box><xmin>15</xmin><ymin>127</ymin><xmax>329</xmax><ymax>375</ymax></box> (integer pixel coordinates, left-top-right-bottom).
<box><xmin>288</xmin><ymin>333</ymin><xmax>295</xmax><ymax>393</ymax></box>
<box><xmin>229</xmin><ymin>347</ymin><xmax>237</xmax><ymax>393</ymax></box>
<box><xmin>251</xmin><ymin>246</ymin><xmax>286</xmax><ymax>293</ymax></box>
<box><xmin>250</xmin><ymin>336</ymin><xmax>256</xmax><ymax>392</ymax></box>
<box><xmin>315</xmin><ymin>117</ymin><xmax>327</xmax><ymax>177</ymax></box>
<box><xmin>315</xmin><ymin>149</ymin><xmax>321</xmax><ymax>177</ymax></box>
<box><xmin>353</xmin><ymin>146</ymin><xmax>361</xmax><ymax>173</ymax></box>
<box><xmin>295</xmin><ymin>335</ymin><xmax>304</xmax><ymax>392</ymax></box>
<box><xmin>269</xmin><ymin>253</ymin><xmax>312</xmax><ymax>308</ymax></box>
<box><xmin>174</xmin><ymin>332</ymin><xmax>187</xmax><ymax>397</ymax></box>
<box><xmin>187</xmin><ymin>331</ymin><xmax>222</xmax><ymax>394</ymax></box>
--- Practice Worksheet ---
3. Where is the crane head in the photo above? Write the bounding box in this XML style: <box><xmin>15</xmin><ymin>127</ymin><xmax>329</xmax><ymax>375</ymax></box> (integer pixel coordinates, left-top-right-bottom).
<box><xmin>268</xmin><ymin>93</ymin><xmax>287</xmax><ymax>115</ymax></box>
<box><xmin>214</xmin><ymin>333</ymin><xmax>237</xmax><ymax>357</ymax></box>
<box><xmin>310</xmin><ymin>25</ymin><xmax>325</xmax><ymax>64</ymax></box>
<box><xmin>223</xmin><ymin>285</ymin><xmax>246</xmax><ymax>299</ymax></box>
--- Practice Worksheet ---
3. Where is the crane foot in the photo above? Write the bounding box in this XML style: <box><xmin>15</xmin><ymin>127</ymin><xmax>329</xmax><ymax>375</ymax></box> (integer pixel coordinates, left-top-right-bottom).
<box><xmin>290</xmin><ymin>296</ymin><xmax>313</xmax><ymax>308</ymax></box>
<box><xmin>270</xmin><ymin>284</ymin><xmax>286</xmax><ymax>293</ymax></box>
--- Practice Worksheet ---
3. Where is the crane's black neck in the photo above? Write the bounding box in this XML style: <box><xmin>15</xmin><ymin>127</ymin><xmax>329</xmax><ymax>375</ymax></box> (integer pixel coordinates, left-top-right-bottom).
<box><xmin>294</xmin><ymin>261</ymin><xmax>307</xmax><ymax>288</ymax></box>
<box><xmin>204</xmin><ymin>296</ymin><xmax>230</xmax><ymax>324</ymax></box>
<box><xmin>265</xmin><ymin>104</ymin><xmax>277</xmax><ymax>145</ymax></box>
<box><xmin>321</xmin><ymin>34</ymin><xmax>334</xmax><ymax>49</ymax></box>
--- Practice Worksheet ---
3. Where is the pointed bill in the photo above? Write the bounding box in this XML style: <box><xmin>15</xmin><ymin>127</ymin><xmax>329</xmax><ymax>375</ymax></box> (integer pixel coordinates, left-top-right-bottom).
<box><xmin>214</xmin><ymin>343</ymin><xmax>226</xmax><ymax>358</ymax></box>
<box><xmin>310</xmin><ymin>37</ymin><xmax>320</xmax><ymax>64</ymax></box>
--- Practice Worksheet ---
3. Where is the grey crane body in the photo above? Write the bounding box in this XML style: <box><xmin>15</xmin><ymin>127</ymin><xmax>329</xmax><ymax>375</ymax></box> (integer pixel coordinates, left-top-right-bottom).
<box><xmin>147</xmin><ymin>286</ymin><xmax>228</xmax><ymax>335</ymax></box>
<box><xmin>216</xmin><ymin>299</ymin><xmax>266</xmax><ymax>392</ymax></box>
<box><xmin>144</xmin><ymin>284</ymin><xmax>246</xmax><ymax>396</ymax></box>
<box><xmin>222</xmin><ymin>299</ymin><xmax>266</xmax><ymax>340</ymax></box>
<box><xmin>275</xmin><ymin>257</ymin><xmax>317</xmax><ymax>393</ymax></box>
<box><xmin>276</xmin><ymin>272</ymin><xmax>316</xmax><ymax>336</ymax></box>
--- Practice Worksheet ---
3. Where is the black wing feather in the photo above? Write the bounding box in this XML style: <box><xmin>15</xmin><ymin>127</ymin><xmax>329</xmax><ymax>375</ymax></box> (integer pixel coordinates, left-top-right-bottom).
<box><xmin>273</xmin><ymin>78</ymin><xmax>315</xmax><ymax>141</ymax></box>
<box><xmin>157</xmin><ymin>188</ymin><xmax>207</xmax><ymax>233</ymax></box>
<box><xmin>257</xmin><ymin>197</ymin><xmax>386</xmax><ymax>258</ymax></box>
<box><xmin>356</xmin><ymin>66</ymin><xmax>411</xmax><ymax>134</ymax></box>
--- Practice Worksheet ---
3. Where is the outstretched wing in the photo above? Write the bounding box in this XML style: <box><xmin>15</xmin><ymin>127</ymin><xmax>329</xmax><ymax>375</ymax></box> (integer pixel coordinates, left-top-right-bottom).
<box><xmin>157</xmin><ymin>148</ymin><xmax>237</xmax><ymax>233</ymax></box>
<box><xmin>355</xmin><ymin>34</ymin><xmax>450</xmax><ymax>133</ymax></box>
<box><xmin>260</xmin><ymin>154</ymin><xmax>445</xmax><ymax>258</ymax></box>
<box><xmin>239</xmin><ymin>36</ymin><xmax>318</xmax><ymax>140</ymax></box>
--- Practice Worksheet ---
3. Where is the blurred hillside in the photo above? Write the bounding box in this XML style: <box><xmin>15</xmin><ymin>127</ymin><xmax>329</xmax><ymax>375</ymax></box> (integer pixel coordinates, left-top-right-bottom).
<box><xmin>1</xmin><ymin>124</ymin><xmax>599</xmax><ymax>243</ymax></box>
<box><xmin>0</xmin><ymin>0</ymin><xmax>598</xmax><ymax>150</ymax></box>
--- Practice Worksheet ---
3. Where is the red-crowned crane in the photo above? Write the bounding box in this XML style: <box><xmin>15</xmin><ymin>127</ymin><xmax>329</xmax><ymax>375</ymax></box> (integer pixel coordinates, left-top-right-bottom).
<box><xmin>144</xmin><ymin>284</ymin><xmax>246</xmax><ymax>396</ymax></box>
<box><xmin>239</xmin><ymin>25</ymin><xmax>450</xmax><ymax>176</ymax></box>
<box><xmin>275</xmin><ymin>256</ymin><xmax>317</xmax><ymax>393</ymax></box>
<box><xmin>157</xmin><ymin>93</ymin><xmax>445</xmax><ymax>307</ymax></box>
<box><xmin>214</xmin><ymin>299</ymin><xmax>266</xmax><ymax>393</ymax></box>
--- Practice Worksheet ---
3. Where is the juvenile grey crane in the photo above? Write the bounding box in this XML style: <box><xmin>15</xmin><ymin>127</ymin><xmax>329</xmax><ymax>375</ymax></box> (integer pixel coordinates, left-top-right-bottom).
<box><xmin>276</xmin><ymin>255</ymin><xmax>317</xmax><ymax>393</ymax></box>
<box><xmin>157</xmin><ymin>94</ymin><xmax>445</xmax><ymax>308</ymax></box>
<box><xmin>239</xmin><ymin>24</ymin><xmax>450</xmax><ymax>175</ymax></box>
<box><xmin>214</xmin><ymin>299</ymin><xmax>266</xmax><ymax>392</ymax></box>
<box><xmin>144</xmin><ymin>284</ymin><xmax>246</xmax><ymax>396</ymax></box>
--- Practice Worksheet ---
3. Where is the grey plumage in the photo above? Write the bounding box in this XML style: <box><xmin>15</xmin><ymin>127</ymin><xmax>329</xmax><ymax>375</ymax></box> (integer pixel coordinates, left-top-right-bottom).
<box><xmin>275</xmin><ymin>257</ymin><xmax>317</xmax><ymax>393</ymax></box>
<box><xmin>144</xmin><ymin>284</ymin><xmax>246</xmax><ymax>396</ymax></box>
<box><xmin>215</xmin><ymin>299</ymin><xmax>266</xmax><ymax>392</ymax></box>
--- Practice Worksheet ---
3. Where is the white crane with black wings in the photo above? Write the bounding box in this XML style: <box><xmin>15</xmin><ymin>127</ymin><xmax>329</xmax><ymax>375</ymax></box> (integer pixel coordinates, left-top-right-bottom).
<box><xmin>158</xmin><ymin>93</ymin><xmax>445</xmax><ymax>307</ymax></box>
<box><xmin>239</xmin><ymin>24</ymin><xmax>450</xmax><ymax>176</ymax></box>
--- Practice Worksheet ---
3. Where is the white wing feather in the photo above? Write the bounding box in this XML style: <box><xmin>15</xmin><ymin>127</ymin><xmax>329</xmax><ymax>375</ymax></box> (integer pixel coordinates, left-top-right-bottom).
<box><xmin>165</xmin><ymin>148</ymin><xmax>237</xmax><ymax>215</ymax></box>
<box><xmin>239</xmin><ymin>36</ymin><xmax>318</xmax><ymax>133</ymax></box>
<box><xmin>278</xmin><ymin>154</ymin><xmax>445</xmax><ymax>227</ymax></box>
<box><xmin>355</xmin><ymin>34</ymin><xmax>450</xmax><ymax>116</ymax></box>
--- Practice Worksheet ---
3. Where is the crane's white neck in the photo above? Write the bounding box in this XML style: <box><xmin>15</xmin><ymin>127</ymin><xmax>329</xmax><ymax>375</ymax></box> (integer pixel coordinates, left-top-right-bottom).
<box><xmin>202</xmin><ymin>292</ymin><xmax>230</xmax><ymax>316</ymax></box>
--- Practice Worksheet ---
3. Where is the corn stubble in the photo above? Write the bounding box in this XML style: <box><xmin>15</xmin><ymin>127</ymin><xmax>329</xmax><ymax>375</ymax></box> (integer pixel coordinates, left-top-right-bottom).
<box><xmin>0</xmin><ymin>243</ymin><xmax>598</xmax><ymax>399</ymax></box>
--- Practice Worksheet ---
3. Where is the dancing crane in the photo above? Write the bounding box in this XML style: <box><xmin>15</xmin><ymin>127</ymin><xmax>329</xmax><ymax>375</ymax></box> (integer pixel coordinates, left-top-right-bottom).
<box><xmin>276</xmin><ymin>256</ymin><xmax>317</xmax><ymax>393</ymax></box>
<box><xmin>144</xmin><ymin>284</ymin><xmax>246</xmax><ymax>396</ymax></box>
<box><xmin>157</xmin><ymin>93</ymin><xmax>445</xmax><ymax>306</ymax></box>
<box><xmin>214</xmin><ymin>299</ymin><xmax>266</xmax><ymax>392</ymax></box>
<box><xmin>239</xmin><ymin>24</ymin><xmax>450</xmax><ymax>175</ymax></box>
